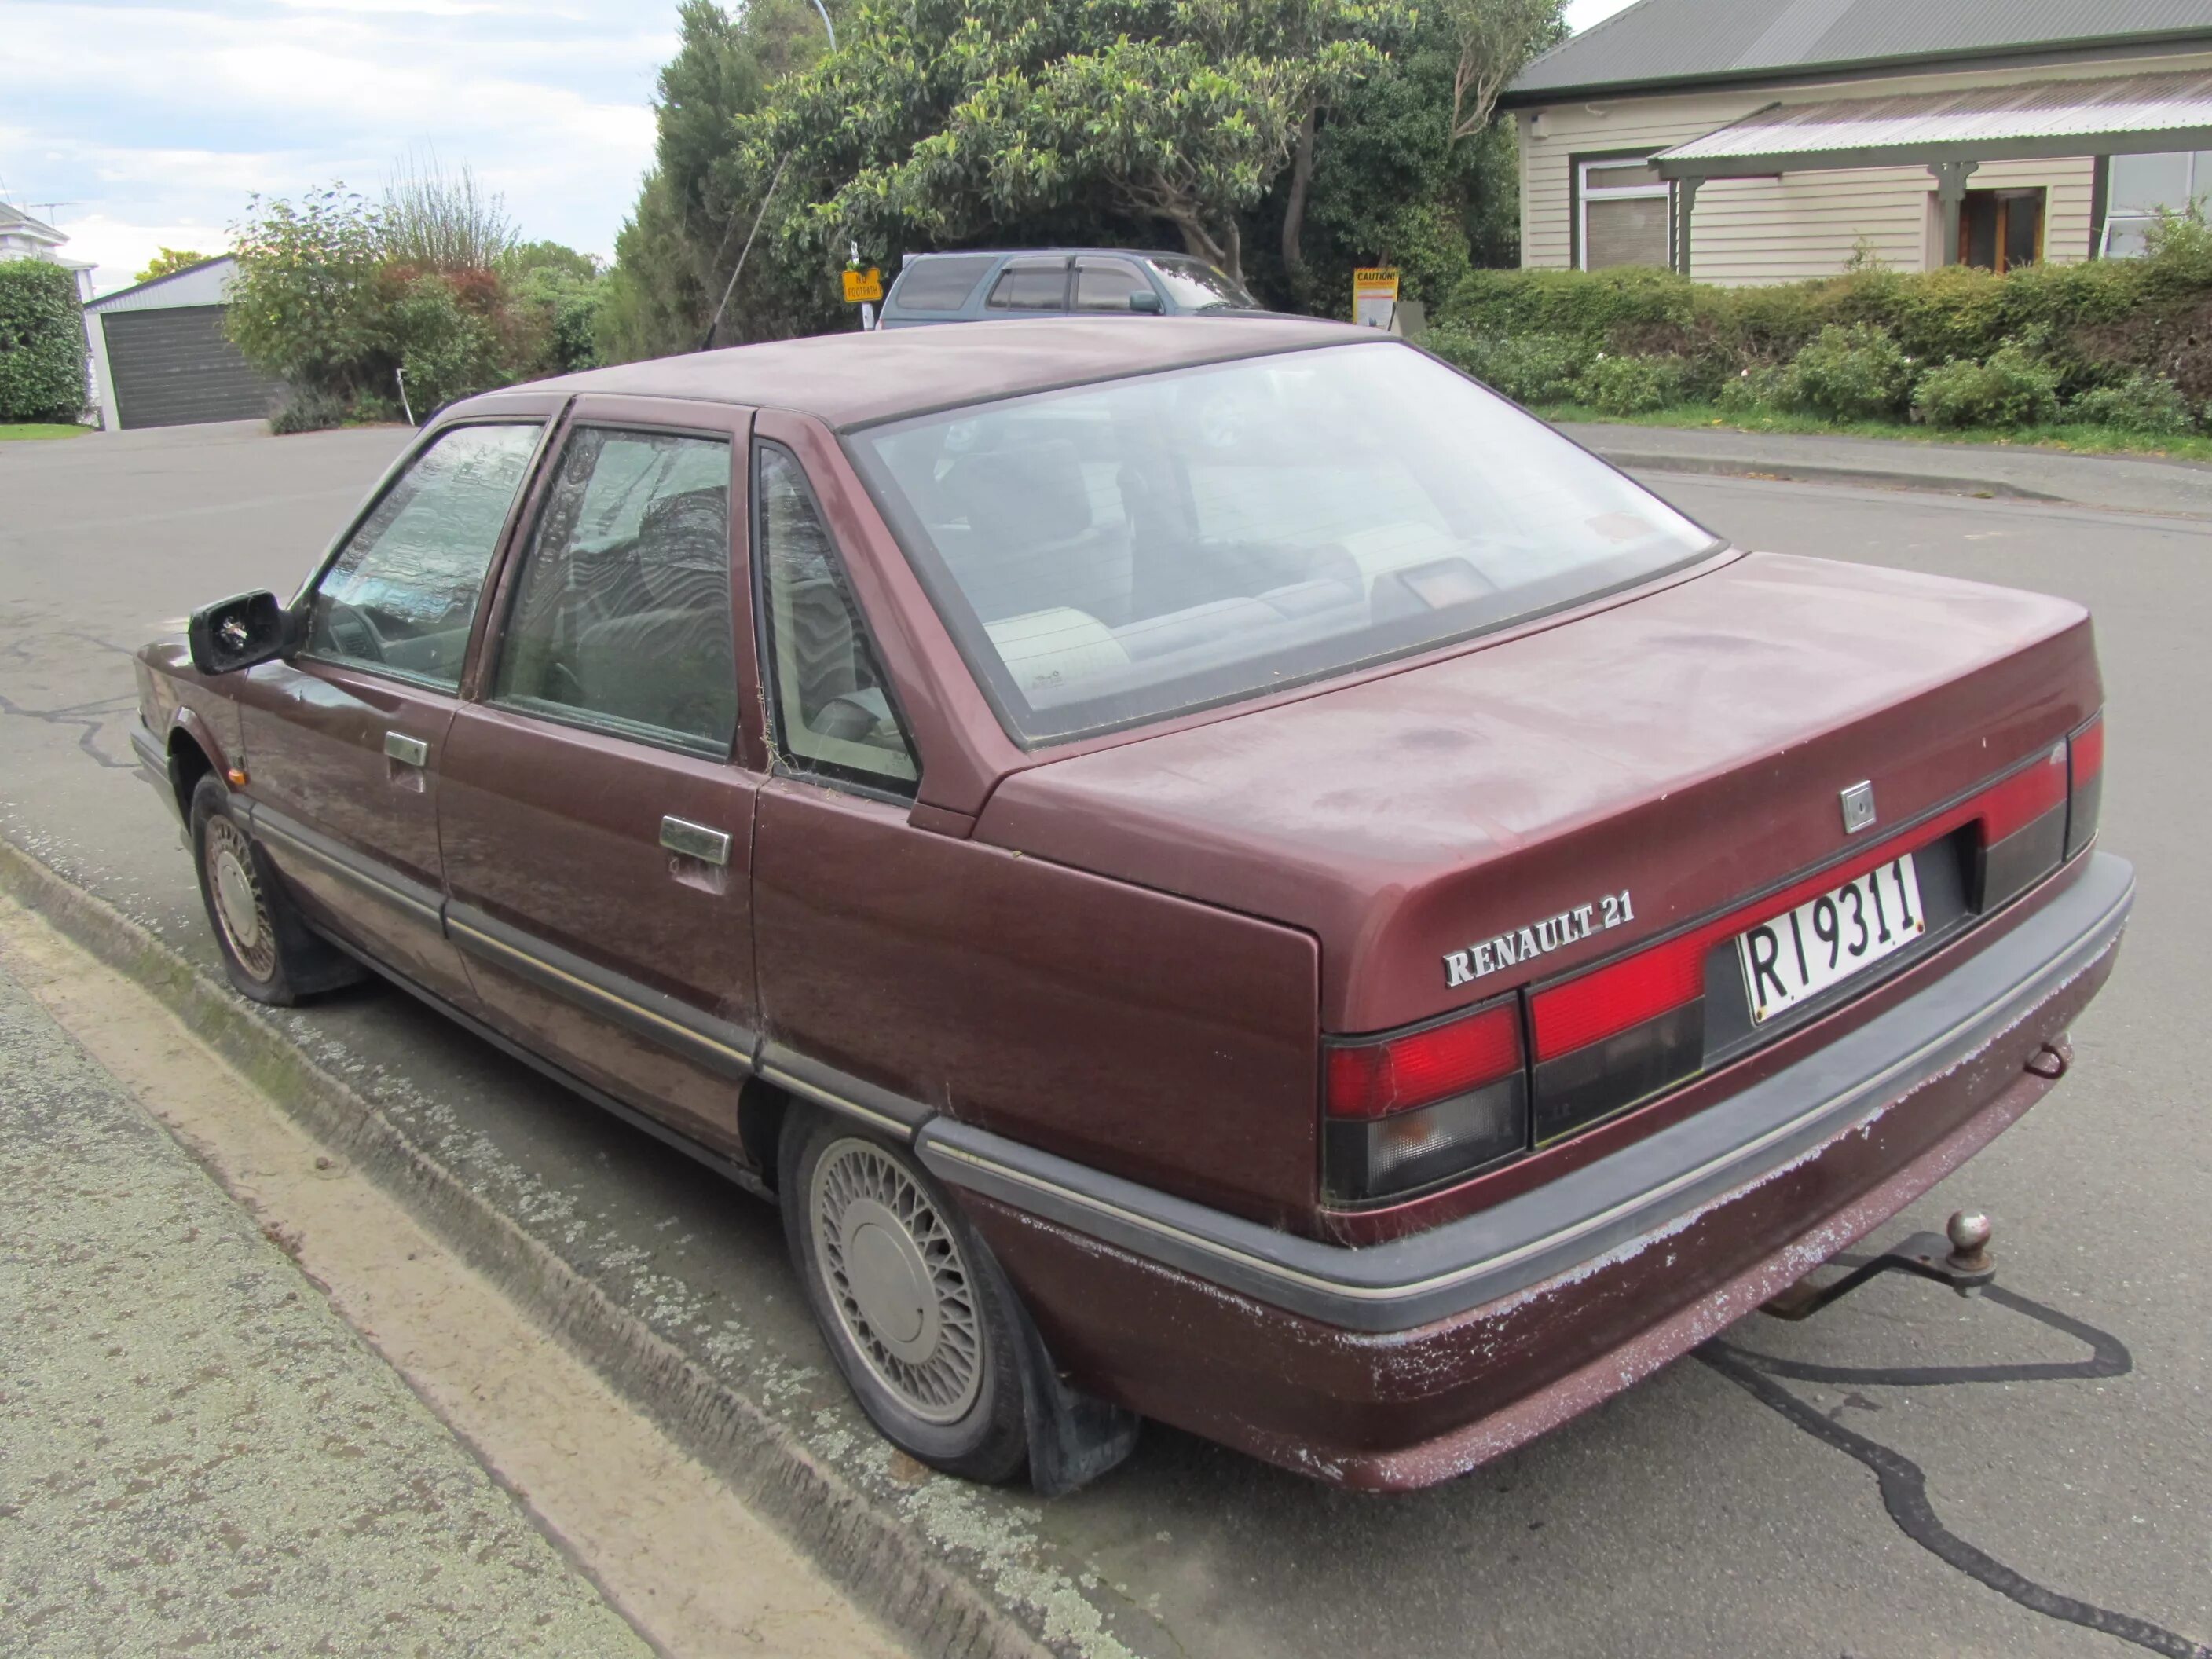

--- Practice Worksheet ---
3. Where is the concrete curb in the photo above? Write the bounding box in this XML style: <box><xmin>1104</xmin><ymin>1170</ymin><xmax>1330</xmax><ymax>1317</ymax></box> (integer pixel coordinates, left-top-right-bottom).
<box><xmin>1588</xmin><ymin>449</ymin><xmax>2068</xmax><ymax>503</ymax></box>
<box><xmin>0</xmin><ymin>836</ymin><xmax>1053</xmax><ymax>1659</ymax></box>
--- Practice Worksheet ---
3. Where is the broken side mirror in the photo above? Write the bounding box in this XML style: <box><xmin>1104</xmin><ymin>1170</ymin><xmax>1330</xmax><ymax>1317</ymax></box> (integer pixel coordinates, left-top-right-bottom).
<box><xmin>1128</xmin><ymin>290</ymin><xmax>1164</xmax><ymax>314</ymax></box>
<box><xmin>187</xmin><ymin>590</ymin><xmax>291</xmax><ymax>676</ymax></box>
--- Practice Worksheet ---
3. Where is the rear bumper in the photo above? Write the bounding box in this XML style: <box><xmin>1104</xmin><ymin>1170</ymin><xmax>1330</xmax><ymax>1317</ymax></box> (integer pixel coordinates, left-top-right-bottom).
<box><xmin>922</xmin><ymin>851</ymin><xmax>2133</xmax><ymax>1486</ymax></box>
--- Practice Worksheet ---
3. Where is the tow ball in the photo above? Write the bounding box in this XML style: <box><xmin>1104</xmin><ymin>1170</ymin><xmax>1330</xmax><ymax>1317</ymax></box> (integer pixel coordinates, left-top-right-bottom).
<box><xmin>1760</xmin><ymin>1210</ymin><xmax>1999</xmax><ymax>1323</ymax></box>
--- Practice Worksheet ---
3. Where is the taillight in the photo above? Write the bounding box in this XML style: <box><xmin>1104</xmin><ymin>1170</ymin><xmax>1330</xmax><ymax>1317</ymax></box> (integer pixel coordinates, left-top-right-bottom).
<box><xmin>2067</xmin><ymin>715</ymin><xmax>2104</xmax><ymax>859</ymax></box>
<box><xmin>1978</xmin><ymin>742</ymin><xmax>2067</xmax><ymax>910</ymax></box>
<box><xmin>1324</xmin><ymin>999</ymin><xmax>1526</xmax><ymax>1203</ymax></box>
<box><xmin>1528</xmin><ymin>952</ymin><xmax>1704</xmax><ymax>1145</ymax></box>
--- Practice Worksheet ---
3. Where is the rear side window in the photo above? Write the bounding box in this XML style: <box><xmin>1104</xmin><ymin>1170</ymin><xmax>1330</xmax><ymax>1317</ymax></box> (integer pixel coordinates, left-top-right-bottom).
<box><xmin>493</xmin><ymin>426</ymin><xmax>737</xmax><ymax>756</ymax></box>
<box><xmin>304</xmin><ymin>422</ymin><xmax>540</xmax><ymax>690</ymax></box>
<box><xmin>985</xmin><ymin>260</ymin><xmax>1070</xmax><ymax>311</ymax></box>
<box><xmin>756</xmin><ymin>445</ymin><xmax>918</xmax><ymax>791</ymax></box>
<box><xmin>892</xmin><ymin>254</ymin><xmax>995</xmax><ymax>311</ymax></box>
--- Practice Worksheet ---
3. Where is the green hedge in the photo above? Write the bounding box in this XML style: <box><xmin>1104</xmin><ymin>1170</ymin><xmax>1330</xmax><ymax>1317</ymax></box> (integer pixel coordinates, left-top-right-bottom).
<box><xmin>1431</xmin><ymin>219</ymin><xmax>2212</xmax><ymax>430</ymax></box>
<box><xmin>0</xmin><ymin>260</ymin><xmax>86</xmax><ymax>424</ymax></box>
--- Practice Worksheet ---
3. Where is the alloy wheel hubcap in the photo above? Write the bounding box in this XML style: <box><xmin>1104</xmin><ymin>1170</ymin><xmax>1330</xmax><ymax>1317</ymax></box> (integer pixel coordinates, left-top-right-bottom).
<box><xmin>205</xmin><ymin>819</ymin><xmax>276</xmax><ymax>981</ymax></box>
<box><xmin>811</xmin><ymin>1140</ymin><xmax>983</xmax><ymax>1424</ymax></box>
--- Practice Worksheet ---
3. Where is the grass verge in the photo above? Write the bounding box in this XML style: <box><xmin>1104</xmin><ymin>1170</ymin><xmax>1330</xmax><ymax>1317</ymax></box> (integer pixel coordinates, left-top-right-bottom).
<box><xmin>0</xmin><ymin>423</ymin><xmax>95</xmax><ymax>441</ymax></box>
<box><xmin>1528</xmin><ymin>402</ymin><xmax>2212</xmax><ymax>462</ymax></box>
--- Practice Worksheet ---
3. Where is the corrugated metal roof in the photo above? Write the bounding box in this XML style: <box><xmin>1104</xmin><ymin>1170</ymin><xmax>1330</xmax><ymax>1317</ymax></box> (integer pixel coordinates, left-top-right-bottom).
<box><xmin>1657</xmin><ymin>68</ymin><xmax>2212</xmax><ymax>169</ymax></box>
<box><xmin>87</xmin><ymin>255</ymin><xmax>239</xmax><ymax>313</ymax></box>
<box><xmin>1508</xmin><ymin>0</ymin><xmax>2212</xmax><ymax>101</ymax></box>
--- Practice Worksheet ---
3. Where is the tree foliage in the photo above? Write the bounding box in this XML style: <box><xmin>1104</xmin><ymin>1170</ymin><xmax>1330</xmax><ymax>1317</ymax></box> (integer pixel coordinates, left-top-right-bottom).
<box><xmin>0</xmin><ymin>258</ymin><xmax>86</xmax><ymax>423</ymax></box>
<box><xmin>227</xmin><ymin>182</ymin><xmax>606</xmax><ymax>428</ymax></box>
<box><xmin>134</xmin><ymin>247</ymin><xmax>211</xmax><ymax>284</ymax></box>
<box><xmin>381</xmin><ymin>152</ymin><xmax>519</xmax><ymax>273</ymax></box>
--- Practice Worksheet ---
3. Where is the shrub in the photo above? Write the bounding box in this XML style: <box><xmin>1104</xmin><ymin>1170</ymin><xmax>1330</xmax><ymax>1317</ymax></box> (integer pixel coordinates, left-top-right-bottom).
<box><xmin>227</xmin><ymin>187</ymin><xmax>386</xmax><ymax>397</ymax></box>
<box><xmin>269</xmin><ymin>385</ymin><xmax>351</xmax><ymax>434</ymax></box>
<box><xmin>2067</xmin><ymin>372</ymin><xmax>2194</xmax><ymax>434</ymax></box>
<box><xmin>1786</xmin><ymin>323</ymin><xmax>1914</xmax><ymax>419</ymax></box>
<box><xmin>0</xmin><ymin>258</ymin><xmax>86</xmax><ymax>423</ymax></box>
<box><xmin>1716</xmin><ymin>364</ymin><xmax>1794</xmax><ymax>415</ymax></box>
<box><xmin>1426</xmin><ymin>325</ymin><xmax>1587</xmax><ymax>404</ymax></box>
<box><xmin>1573</xmin><ymin>353</ymin><xmax>1689</xmax><ymax>416</ymax></box>
<box><xmin>378</xmin><ymin>270</ymin><xmax>509</xmax><ymax>416</ymax></box>
<box><xmin>1911</xmin><ymin>340</ymin><xmax>2063</xmax><ymax>429</ymax></box>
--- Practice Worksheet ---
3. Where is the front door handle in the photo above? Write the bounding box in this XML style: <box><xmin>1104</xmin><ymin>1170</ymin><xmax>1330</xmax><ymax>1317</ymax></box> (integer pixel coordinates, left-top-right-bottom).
<box><xmin>660</xmin><ymin>816</ymin><xmax>731</xmax><ymax>867</ymax></box>
<box><xmin>384</xmin><ymin>731</ymin><xmax>429</xmax><ymax>767</ymax></box>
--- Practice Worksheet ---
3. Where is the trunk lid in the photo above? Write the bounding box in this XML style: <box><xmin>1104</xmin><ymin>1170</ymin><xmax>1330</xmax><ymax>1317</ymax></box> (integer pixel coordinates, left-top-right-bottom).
<box><xmin>976</xmin><ymin>551</ymin><xmax>2097</xmax><ymax>1033</ymax></box>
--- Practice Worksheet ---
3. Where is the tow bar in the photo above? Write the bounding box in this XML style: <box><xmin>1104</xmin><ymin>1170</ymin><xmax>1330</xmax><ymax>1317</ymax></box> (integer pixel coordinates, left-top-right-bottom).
<box><xmin>1760</xmin><ymin>1208</ymin><xmax>1999</xmax><ymax>1322</ymax></box>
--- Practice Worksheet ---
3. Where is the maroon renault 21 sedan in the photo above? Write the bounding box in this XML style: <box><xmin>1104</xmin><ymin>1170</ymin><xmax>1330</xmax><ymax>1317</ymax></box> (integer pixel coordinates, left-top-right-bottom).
<box><xmin>133</xmin><ymin>317</ymin><xmax>2129</xmax><ymax>1492</ymax></box>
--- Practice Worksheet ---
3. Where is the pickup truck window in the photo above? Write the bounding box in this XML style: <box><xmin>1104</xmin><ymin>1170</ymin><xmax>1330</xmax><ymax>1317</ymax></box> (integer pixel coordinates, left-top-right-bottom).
<box><xmin>756</xmin><ymin>444</ymin><xmax>918</xmax><ymax>791</ymax></box>
<box><xmin>303</xmin><ymin>422</ymin><xmax>540</xmax><ymax>690</ymax></box>
<box><xmin>853</xmin><ymin>341</ymin><xmax>1719</xmax><ymax>744</ymax></box>
<box><xmin>492</xmin><ymin>426</ymin><xmax>737</xmax><ymax>756</ymax></box>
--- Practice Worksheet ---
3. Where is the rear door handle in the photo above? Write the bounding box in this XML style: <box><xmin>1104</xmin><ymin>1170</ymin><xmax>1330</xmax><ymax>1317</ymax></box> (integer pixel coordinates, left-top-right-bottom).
<box><xmin>384</xmin><ymin>731</ymin><xmax>429</xmax><ymax>767</ymax></box>
<box><xmin>660</xmin><ymin>816</ymin><xmax>731</xmax><ymax>867</ymax></box>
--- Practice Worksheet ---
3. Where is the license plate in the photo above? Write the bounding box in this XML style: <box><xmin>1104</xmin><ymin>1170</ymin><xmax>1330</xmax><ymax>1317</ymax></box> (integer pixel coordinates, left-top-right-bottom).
<box><xmin>1738</xmin><ymin>853</ymin><xmax>1925</xmax><ymax>1024</ymax></box>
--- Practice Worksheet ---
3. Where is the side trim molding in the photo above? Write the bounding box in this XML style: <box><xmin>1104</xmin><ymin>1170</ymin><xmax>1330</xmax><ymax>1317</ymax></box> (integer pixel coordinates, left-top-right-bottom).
<box><xmin>756</xmin><ymin>1042</ymin><xmax>932</xmax><ymax>1142</ymax></box>
<box><xmin>445</xmin><ymin>901</ymin><xmax>756</xmax><ymax>1082</ymax></box>
<box><xmin>919</xmin><ymin>853</ymin><xmax>2134</xmax><ymax>1335</ymax></box>
<box><xmin>312</xmin><ymin>926</ymin><xmax>774</xmax><ymax>1203</ymax></box>
<box><xmin>247</xmin><ymin>802</ymin><xmax>444</xmax><ymax>927</ymax></box>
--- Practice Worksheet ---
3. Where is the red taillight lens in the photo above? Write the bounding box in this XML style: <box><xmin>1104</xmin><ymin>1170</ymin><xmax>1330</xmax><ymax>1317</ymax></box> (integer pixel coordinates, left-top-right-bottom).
<box><xmin>1328</xmin><ymin>1003</ymin><xmax>1521</xmax><ymax>1119</ymax></box>
<box><xmin>1979</xmin><ymin>742</ymin><xmax>2067</xmax><ymax>842</ymax></box>
<box><xmin>1530</xmin><ymin>938</ymin><xmax>1703</xmax><ymax>1064</ymax></box>
<box><xmin>2067</xmin><ymin>715</ymin><xmax>2104</xmax><ymax>859</ymax></box>
<box><xmin>1979</xmin><ymin>743</ymin><xmax>2068</xmax><ymax>910</ymax></box>
<box><xmin>1324</xmin><ymin>1001</ymin><xmax>1527</xmax><ymax>1204</ymax></box>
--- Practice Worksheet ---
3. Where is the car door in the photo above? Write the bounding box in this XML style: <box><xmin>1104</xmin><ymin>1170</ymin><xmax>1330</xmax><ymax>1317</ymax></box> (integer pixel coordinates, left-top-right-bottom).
<box><xmin>233</xmin><ymin>414</ymin><xmax>551</xmax><ymax>1003</ymax></box>
<box><xmin>1071</xmin><ymin>255</ymin><xmax>1152</xmax><ymax>313</ymax></box>
<box><xmin>436</xmin><ymin>397</ymin><xmax>766</xmax><ymax>1159</ymax></box>
<box><xmin>980</xmin><ymin>256</ymin><xmax>1073</xmax><ymax>316</ymax></box>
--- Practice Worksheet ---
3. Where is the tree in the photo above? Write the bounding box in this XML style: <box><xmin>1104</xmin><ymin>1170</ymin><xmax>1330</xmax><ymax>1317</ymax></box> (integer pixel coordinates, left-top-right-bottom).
<box><xmin>135</xmin><ymin>247</ymin><xmax>211</xmax><ymax>284</ymax></box>
<box><xmin>1441</xmin><ymin>0</ymin><xmax>1561</xmax><ymax>143</ymax></box>
<box><xmin>750</xmin><ymin>0</ymin><xmax>1411</xmax><ymax>287</ymax></box>
<box><xmin>0</xmin><ymin>259</ymin><xmax>86</xmax><ymax>423</ymax></box>
<box><xmin>381</xmin><ymin>151</ymin><xmax>517</xmax><ymax>273</ymax></box>
<box><xmin>226</xmin><ymin>186</ymin><xmax>386</xmax><ymax>397</ymax></box>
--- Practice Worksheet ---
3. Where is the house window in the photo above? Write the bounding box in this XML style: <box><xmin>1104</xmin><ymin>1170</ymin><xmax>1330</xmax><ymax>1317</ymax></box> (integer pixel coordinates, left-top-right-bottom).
<box><xmin>1959</xmin><ymin>189</ymin><xmax>2044</xmax><ymax>273</ymax></box>
<box><xmin>1578</xmin><ymin>158</ymin><xmax>1671</xmax><ymax>270</ymax></box>
<box><xmin>2103</xmin><ymin>151</ymin><xmax>2212</xmax><ymax>257</ymax></box>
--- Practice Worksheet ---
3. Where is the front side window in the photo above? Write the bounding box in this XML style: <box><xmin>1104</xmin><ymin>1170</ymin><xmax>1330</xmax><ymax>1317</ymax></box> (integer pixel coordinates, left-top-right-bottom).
<box><xmin>986</xmin><ymin>260</ymin><xmax>1071</xmax><ymax>311</ymax></box>
<box><xmin>1075</xmin><ymin>258</ymin><xmax>1148</xmax><ymax>311</ymax></box>
<box><xmin>493</xmin><ymin>426</ymin><xmax>736</xmax><ymax>755</ymax></box>
<box><xmin>1579</xmin><ymin>158</ymin><xmax>1669</xmax><ymax>270</ymax></box>
<box><xmin>305</xmin><ymin>422</ymin><xmax>540</xmax><ymax>690</ymax></box>
<box><xmin>756</xmin><ymin>445</ymin><xmax>918</xmax><ymax>789</ymax></box>
<box><xmin>2103</xmin><ymin>150</ymin><xmax>2212</xmax><ymax>257</ymax></box>
<box><xmin>851</xmin><ymin>341</ymin><xmax>1719</xmax><ymax>745</ymax></box>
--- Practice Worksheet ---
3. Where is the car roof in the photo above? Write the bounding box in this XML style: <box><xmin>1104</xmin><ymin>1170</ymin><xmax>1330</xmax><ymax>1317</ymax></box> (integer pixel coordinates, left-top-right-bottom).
<box><xmin>899</xmin><ymin>247</ymin><xmax>1208</xmax><ymax>263</ymax></box>
<box><xmin>515</xmin><ymin>314</ymin><xmax>1372</xmax><ymax>431</ymax></box>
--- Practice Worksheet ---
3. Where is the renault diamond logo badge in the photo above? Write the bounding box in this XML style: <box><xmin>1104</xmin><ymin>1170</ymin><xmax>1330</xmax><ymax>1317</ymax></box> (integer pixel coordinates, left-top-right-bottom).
<box><xmin>1840</xmin><ymin>781</ymin><xmax>1877</xmax><ymax>834</ymax></box>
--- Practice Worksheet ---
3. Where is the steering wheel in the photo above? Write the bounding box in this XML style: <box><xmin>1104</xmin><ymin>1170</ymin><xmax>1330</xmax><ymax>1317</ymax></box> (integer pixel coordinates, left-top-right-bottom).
<box><xmin>323</xmin><ymin>601</ymin><xmax>388</xmax><ymax>664</ymax></box>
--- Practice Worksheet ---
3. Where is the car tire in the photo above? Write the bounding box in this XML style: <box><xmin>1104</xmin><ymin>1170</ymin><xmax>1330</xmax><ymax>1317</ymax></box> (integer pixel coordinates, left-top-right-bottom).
<box><xmin>189</xmin><ymin>775</ymin><xmax>359</xmax><ymax>1006</ymax></box>
<box><xmin>782</xmin><ymin>1112</ymin><xmax>1030</xmax><ymax>1484</ymax></box>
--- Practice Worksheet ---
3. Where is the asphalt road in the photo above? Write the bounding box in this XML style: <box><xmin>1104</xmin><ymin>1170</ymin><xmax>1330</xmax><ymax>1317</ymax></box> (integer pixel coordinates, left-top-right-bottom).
<box><xmin>2</xmin><ymin>421</ymin><xmax>2207</xmax><ymax>1659</ymax></box>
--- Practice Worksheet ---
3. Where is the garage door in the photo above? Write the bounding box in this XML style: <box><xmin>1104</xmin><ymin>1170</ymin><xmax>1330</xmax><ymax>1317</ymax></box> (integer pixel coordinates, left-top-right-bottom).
<box><xmin>102</xmin><ymin>305</ymin><xmax>278</xmax><ymax>430</ymax></box>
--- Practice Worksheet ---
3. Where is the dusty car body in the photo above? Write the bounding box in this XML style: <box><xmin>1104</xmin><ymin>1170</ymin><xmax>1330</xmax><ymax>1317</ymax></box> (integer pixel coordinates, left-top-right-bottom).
<box><xmin>132</xmin><ymin>317</ymin><xmax>2129</xmax><ymax>1492</ymax></box>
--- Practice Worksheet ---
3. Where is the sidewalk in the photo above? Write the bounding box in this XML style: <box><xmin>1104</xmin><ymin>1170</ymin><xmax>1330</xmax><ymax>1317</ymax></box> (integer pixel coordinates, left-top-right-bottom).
<box><xmin>1556</xmin><ymin>420</ymin><xmax>2212</xmax><ymax>518</ymax></box>
<box><xmin>0</xmin><ymin>953</ymin><xmax>650</xmax><ymax>1657</ymax></box>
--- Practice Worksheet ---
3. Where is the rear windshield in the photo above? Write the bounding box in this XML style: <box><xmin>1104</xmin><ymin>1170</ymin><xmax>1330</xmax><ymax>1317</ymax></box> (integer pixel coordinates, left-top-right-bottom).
<box><xmin>850</xmin><ymin>341</ymin><xmax>1720</xmax><ymax>745</ymax></box>
<box><xmin>891</xmin><ymin>253</ymin><xmax>997</xmax><ymax>311</ymax></box>
<box><xmin>1140</xmin><ymin>255</ymin><xmax>1258</xmax><ymax>311</ymax></box>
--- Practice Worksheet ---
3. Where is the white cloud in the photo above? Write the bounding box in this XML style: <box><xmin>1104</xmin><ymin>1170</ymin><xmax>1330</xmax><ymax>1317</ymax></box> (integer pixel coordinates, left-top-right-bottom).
<box><xmin>7</xmin><ymin>0</ymin><xmax>668</xmax><ymax>292</ymax></box>
<box><xmin>1564</xmin><ymin>0</ymin><xmax>1643</xmax><ymax>33</ymax></box>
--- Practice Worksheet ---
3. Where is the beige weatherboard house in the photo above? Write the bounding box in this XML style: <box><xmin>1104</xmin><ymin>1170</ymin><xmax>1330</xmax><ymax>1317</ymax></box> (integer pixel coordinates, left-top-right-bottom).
<box><xmin>1503</xmin><ymin>0</ymin><xmax>2212</xmax><ymax>283</ymax></box>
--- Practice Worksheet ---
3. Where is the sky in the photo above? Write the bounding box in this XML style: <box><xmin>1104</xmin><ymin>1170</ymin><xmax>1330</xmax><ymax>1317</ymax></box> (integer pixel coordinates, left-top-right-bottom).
<box><xmin>6</xmin><ymin>0</ymin><xmax>1647</xmax><ymax>296</ymax></box>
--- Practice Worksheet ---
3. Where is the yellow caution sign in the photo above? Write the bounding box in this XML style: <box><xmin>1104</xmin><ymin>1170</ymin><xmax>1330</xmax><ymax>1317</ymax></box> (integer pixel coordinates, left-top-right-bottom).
<box><xmin>1353</xmin><ymin>266</ymin><xmax>1400</xmax><ymax>330</ymax></box>
<box><xmin>842</xmin><ymin>266</ymin><xmax>884</xmax><ymax>303</ymax></box>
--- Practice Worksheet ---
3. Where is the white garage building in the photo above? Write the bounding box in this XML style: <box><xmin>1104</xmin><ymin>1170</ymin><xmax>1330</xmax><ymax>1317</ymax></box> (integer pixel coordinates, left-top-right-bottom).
<box><xmin>86</xmin><ymin>256</ymin><xmax>280</xmax><ymax>430</ymax></box>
